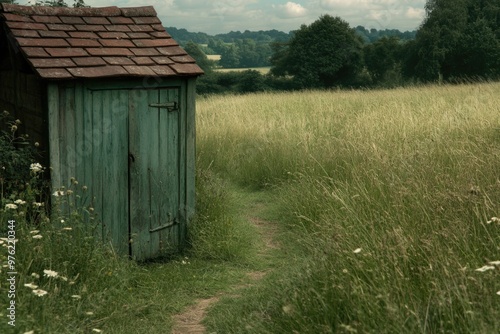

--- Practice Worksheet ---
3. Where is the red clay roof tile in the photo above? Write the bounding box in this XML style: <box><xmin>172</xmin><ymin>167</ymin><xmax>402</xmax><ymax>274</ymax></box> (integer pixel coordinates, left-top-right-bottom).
<box><xmin>30</xmin><ymin>58</ymin><xmax>76</xmax><ymax>68</ymax></box>
<box><xmin>40</xmin><ymin>30</ymin><xmax>70</xmax><ymax>38</ymax></box>
<box><xmin>132</xmin><ymin>57</ymin><xmax>156</xmax><ymax>65</ymax></box>
<box><xmin>68</xmin><ymin>66</ymin><xmax>128</xmax><ymax>78</ymax></box>
<box><xmin>0</xmin><ymin>3</ymin><xmax>203</xmax><ymax>79</ymax></box>
<box><xmin>103</xmin><ymin>57</ymin><xmax>135</xmax><ymax>65</ymax></box>
<box><xmin>73</xmin><ymin>57</ymin><xmax>107</xmax><ymax>67</ymax></box>
<box><xmin>33</xmin><ymin>15</ymin><xmax>62</xmax><ymax>24</ymax></box>
<box><xmin>37</xmin><ymin>68</ymin><xmax>73</xmax><ymax>79</ymax></box>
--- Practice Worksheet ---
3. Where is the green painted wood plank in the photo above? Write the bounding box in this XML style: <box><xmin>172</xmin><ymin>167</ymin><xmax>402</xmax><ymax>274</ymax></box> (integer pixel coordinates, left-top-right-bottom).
<box><xmin>129</xmin><ymin>89</ymin><xmax>153</xmax><ymax>260</ymax></box>
<box><xmin>91</xmin><ymin>90</ymin><xmax>104</xmax><ymax>240</ymax></box>
<box><xmin>101</xmin><ymin>89</ymin><xmax>129</xmax><ymax>256</ymax></box>
<box><xmin>186</xmin><ymin>78</ymin><xmax>197</xmax><ymax>236</ymax></box>
<box><xmin>82</xmin><ymin>86</ymin><xmax>94</xmax><ymax>224</ymax></box>
<box><xmin>159</xmin><ymin>87</ymin><xmax>180</xmax><ymax>251</ymax></box>
<box><xmin>178</xmin><ymin>81</ymin><xmax>189</xmax><ymax>247</ymax></box>
<box><xmin>47</xmin><ymin>84</ymin><xmax>61</xmax><ymax>191</ymax></box>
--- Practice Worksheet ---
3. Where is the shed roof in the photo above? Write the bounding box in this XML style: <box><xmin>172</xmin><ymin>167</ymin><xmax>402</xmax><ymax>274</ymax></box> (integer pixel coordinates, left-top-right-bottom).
<box><xmin>0</xmin><ymin>4</ymin><xmax>203</xmax><ymax>79</ymax></box>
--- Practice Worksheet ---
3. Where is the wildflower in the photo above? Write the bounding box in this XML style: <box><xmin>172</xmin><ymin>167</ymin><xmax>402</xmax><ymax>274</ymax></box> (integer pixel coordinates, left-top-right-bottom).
<box><xmin>88</xmin><ymin>207</ymin><xmax>94</xmax><ymax>213</ymax></box>
<box><xmin>489</xmin><ymin>261</ymin><xmax>500</xmax><ymax>266</ymax></box>
<box><xmin>82</xmin><ymin>186</ymin><xmax>88</xmax><ymax>191</ymax></box>
<box><xmin>32</xmin><ymin>289</ymin><xmax>48</xmax><ymax>297</ymax></box>
<box><xmin>24</xmin><ymin>283</ymin><xmax>38</xmax><ymax>289</ymax></box>
<box><xmin>23</xmin><ymin>331</ymin><xmax>35</xmax><ymax>334</ymax></box>
<box><xmin>34</xmin><ymin>142</ymin><xmax>40</xmax><ymax>147</ymax></box>
<box><xmin>15</xmin><ymin>119</ymin><xmax>21</xmax><ymax>125</ymax></box>
<box><xmin>92</xmin><ymin>329</ymin><xmax>102</xmax><ymax>333</ymax></box>
<box><xmin>31</xmin><ymin>272</ymin><xmax>40</xmax><ymax>279</ymax></box>
<box><xmin>487</xmin><ymin>217</ymin><xmax>499</xmax><ymax>224</ymax></box>
<box><xmin>30</xmin><ymin>230</ymin><xmax>40</xmax><ymax>234</ymax></box>
<box><xmin>53</xmin><ymin>190</ymin><xmax>65</xmax><ymax>197</ymax></box>
<box><xmin>5</xmin><ymin>203</ymin><xmax>18</xmax><ymax>210</ymax></box>
<box><xmin>11</xmin><ymin>125</ymin><xmax>17</xmax><ymax>132</ymax></box>
<box><xmin>32</xmin><ymin>235</ymin><xmax>43</xmax><ymax>239</ymax></box>
<box><xmin>59</xmin><ymin>276</ymin><xmax>68</xmax><ymax>281</ymax></box>
<box><xmin>14</xmin><ymin>199</ymin><xmax>26</xmax><ymax>205</ymax></box>
<box><xmin>61</xmin><ymin>219</ymin><xmax>65</xmax><ymax>224</ymax></box>
<box><xmin>32</xmin><ymin>202</ymin><xmax>44</xmax><ymax>207</ymax></box>
<box><xmin>497</xmin><ymin>291</ymin><xmax>500</xmax><ymax>296</ymax></box>
<box><xmin>66</xmin><ymin>190</ymin><xmax>73</xmax><ymax>195</ymax></box>
<box><xmin>282</xmin><ymin>304</ymin><xmax>294</xmax><ymax>314</ymax></box>
<box><xmin>475</xmin><ymin>265</ymin><xmax>495</xmax><ymax>272</ymax></box>
<box><xmin>43</xmin><ymin>269</ymin><xmax>58</xmax><ymax>278</ymax></box>
<box><xmin>62</xmin><ymin>227</ymin><xmax>72</xmax><ymax>231</ymax></box>
<box><xmin>85</xmin><ymin>312</ymin><xmax>94</xmax><ymax>315</ymax></box>
<box><xmin>71</xmin><ymin>295</ymin><xmax>81</xmax><ymax>299</ymax></box>
<box><xmin>3</xmin><ymin>110</ymin><xmax>9</xmax><ymax>115</ymax></box>
<box><xmin>30</xmin><ymin>163</ymin><xmax>43</xmax><ymax>173</ymax></box>
<box><xmin>353</xmin><ymin>248</ymin><xmax>362</xmax><ymax>254</ymax></box>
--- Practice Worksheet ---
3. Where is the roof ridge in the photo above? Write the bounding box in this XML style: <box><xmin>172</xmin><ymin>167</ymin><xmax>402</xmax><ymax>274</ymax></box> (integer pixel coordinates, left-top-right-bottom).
<box><xmin>0</xmin><ymin>4</ymin><xmax>156</xmax><ymax>17</ymax></box>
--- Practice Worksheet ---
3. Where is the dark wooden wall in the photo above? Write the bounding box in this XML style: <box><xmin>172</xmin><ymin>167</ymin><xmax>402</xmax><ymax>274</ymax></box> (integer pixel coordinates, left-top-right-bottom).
<box><xmin>0</xmin><ymin>32</ymin><xmax>48</xmax><ymax>166</ymax></box>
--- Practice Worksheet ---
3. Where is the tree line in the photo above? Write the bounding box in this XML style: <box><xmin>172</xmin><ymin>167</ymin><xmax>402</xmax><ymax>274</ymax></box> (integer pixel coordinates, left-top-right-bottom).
<box><xmin>170</xmin><ymin>26</ymin><xmax>417</xmax><ymax>69</ymax></box>
<box><xmin>190</xmin><ymin>0</ymin><xmax>500</xmax><ymax>94</ymax></box>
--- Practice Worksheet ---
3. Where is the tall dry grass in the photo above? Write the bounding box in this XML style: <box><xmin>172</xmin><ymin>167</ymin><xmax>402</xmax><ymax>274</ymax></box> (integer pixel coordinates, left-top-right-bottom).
<box><xmin>198</xmin><ymin>83</ymin><xmax>500</xmax><ymax>333</ymax></box>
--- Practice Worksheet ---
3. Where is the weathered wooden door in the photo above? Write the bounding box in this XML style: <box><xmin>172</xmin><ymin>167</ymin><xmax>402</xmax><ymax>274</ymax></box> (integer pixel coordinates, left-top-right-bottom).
<box><xmin>129</xmin><ymin>88</ymin><xmax>182</xmax><ymax>260</ymax></box>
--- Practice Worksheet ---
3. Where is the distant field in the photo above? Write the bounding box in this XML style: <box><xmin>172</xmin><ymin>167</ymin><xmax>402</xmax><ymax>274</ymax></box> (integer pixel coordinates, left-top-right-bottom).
<box><xmin>206</xmin><ymin>54</ymin><xmax>221</xmax><ymax>61</ymax></box>
<box><xmin>215</xmin><ymin>66</ymin><xmax>271</xmax><ymax>74</ymax></box>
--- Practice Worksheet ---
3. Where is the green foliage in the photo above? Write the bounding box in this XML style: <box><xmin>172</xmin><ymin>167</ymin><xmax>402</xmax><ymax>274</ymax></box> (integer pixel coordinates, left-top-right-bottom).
<box><xmin>189</xmin><ymin>168</ymin><xmax>255</xmax><ymax>261</ymax></box>
<box><xmin>408</xmin><ymin>0</ymin><xmax>500</xmax><ymax>81</ymax></box>
<box><xmin>183</xmin><ymin>41</ymin><xmax>215</xmax><ymax>73</ymax></box>
<box><xmin>0</xmin><ymin>111</ymin><xmax>41</xmax><ymax>201</ymax></box>
<box><xmin>364</xmin><ymin>36</ymin><xmax>405</xmax><ymax>86</ymax></box>
<box><xmin>271</xmin><ymin>15</ymin><xmax>364</xmax><ymax>88</ymax></box>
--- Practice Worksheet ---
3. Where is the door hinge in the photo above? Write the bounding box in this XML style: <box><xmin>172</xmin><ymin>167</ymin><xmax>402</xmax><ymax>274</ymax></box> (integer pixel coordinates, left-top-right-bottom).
<box><xmin>149</xmin><ymin>102</ymin><xmax>178</xmax><ymax>112</ymax></box>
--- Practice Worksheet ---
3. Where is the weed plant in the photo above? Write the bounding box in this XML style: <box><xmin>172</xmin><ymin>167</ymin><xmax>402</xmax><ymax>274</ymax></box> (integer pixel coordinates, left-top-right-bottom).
<box><xmin>198</xmin><ymin>83</ymin><xmax>500</xmax><ymax>333</ymax></box>
<box><xmin>0</xmin><ymin>111</ymin><xmax>256</xmax><ymax>333</ymax></box>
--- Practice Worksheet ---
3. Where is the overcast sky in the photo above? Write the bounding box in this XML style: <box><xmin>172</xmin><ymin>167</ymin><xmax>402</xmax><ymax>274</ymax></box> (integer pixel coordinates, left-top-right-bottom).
<box><xmin>20</xmin><ymin>0</ymin><xmax>427</xmax><ymax>34</ymax></box>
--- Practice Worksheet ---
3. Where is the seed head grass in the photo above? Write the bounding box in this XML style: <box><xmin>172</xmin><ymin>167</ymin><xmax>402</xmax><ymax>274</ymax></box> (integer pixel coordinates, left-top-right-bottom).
<box><xmin>198</xmin><ymin>83</ymin><xmax>500</xmax><ymax>333</ymax></box>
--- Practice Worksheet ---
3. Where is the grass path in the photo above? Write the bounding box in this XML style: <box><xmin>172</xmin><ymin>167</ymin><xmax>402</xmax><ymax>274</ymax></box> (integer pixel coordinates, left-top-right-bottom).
<box><xmin>171</xmin><ymin>189</ymin><xmax>281</xmax><ymax>333</ymax></box>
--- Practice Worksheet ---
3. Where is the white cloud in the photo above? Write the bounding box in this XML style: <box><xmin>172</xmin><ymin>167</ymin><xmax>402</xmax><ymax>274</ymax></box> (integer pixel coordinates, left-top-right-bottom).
<box><xmin>405</xmin><ymin>7</ymin><xmax>425</xmax><ymax>19</ymax></box>
<box><xmin>275</xmin><ymin>2</ymin><xmax>308</xmax><ymax>18</ymax></box>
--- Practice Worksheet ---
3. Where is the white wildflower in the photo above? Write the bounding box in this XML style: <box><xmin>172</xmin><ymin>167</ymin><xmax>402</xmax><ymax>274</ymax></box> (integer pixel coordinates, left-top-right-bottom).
<box><xmin>487</xmin><ymin>217</ymin><xmax>499</xmax><ymax>224</ymax></box>
<box><xmin>14</xmin><ymin>199</ymin><xmax>26</xmax><ymax>205</ymax></box>
<box><xmin>32</xmin><ymin>289</ymin><xmax>48</xmax><ymax>297</ymax></box>
<box><xmin>475</xmin><ymin>265</ymin><xmax>495</xmax><ymax>272</ymax></box>
<box><xmin>62</xmin><ymin>227</ymin><xmax>72</xmax><ymax>231</ymax></box>
<box><xmin>31</xmin><ymin>272</ymin><xmax>40</xmax><ymax>279</ymax></box>
<box><xmin>32</xmin><ymin>202</ymin><xmax>44</xmax><ymax>207</ymax></box>
<box><xmin>353</xmin><ymin>248</ymin><xmax>362</xmax><ymax>254</ymax></box>
<box><xmin>30</xmin><ymin>230</ymin><xmax>40</xmax><ymax>234</ymax></box>
<box><xmin>71</xmin><ymin>295</ymin><xmax>81</xmax><ymax>299</ymax></box>
<box><xmin>30</xmin><ymin>163</ymin><xmax>43</xmax><ymax>173</ymax></box>
<box><xmin>23</xmin><ymin>331</ymin><xmax>35</xmax><ymax>334</ymax></box>
<box><xmin>24</xmin><ymin>283</ymin><xmax>38</xmax><ymax>289</ymax></box>
<box><xmin>43</xmin><ymin>269</ymin><xmax>58</xmax><ymax>278</ymax></box>
<box><xmin>92</xmin><ymin>329</ymin><xmax>102</xmax><ymax>333</ymax></box>
<box><xmin>32</xmin><ymin>234</ymin><xmax>43</xmax><ymax>239</ymax></box>
<box><xmin>489</xmin><ymin>261</ymin><xmax>500</xmax><ymax>266</ymax></box>
<box><xmin>5</xmin><ymin>203</ymin><xmax>18</xmax><ymax>210</ymax></box>
<box><xmin>52</xmin><ymin>190</ymin><xmax>65</xmax><ymax>197</ymax></box>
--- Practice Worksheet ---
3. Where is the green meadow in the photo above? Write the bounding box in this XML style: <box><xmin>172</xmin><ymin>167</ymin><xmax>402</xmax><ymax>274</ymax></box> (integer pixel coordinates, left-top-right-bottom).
<box><xmin>1</xmin><ymin>82</ymin><xmax>499</xmax><ymax>333</ymax></box>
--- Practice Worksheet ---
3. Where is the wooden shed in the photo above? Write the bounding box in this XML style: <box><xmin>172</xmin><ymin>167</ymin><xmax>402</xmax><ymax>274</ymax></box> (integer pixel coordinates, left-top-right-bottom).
<box><xmin>0</xmin><ymin>4</ymin><xmax>203</xmax><ymax>260</ymax></box>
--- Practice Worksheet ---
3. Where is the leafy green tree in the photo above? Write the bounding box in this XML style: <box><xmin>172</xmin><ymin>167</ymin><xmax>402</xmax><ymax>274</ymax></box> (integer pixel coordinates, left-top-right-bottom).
<box><xmin>183</xmin><ymin>41</ymin><xmax>214</xmax><ymax>73</ymax></box>
<box><xmin>270</xmin><ymin>15</ymin><xmax>363</xmax><ymax>88</ymax></box>
<box><xmin>408</xmin><ymin>0</ymin><xmax>500</xmax><ymax>81</ymax></box>
<box><xmin>219</xmin><ymin>44</ymin><xmax>240</xmax><ymax>68</ymax></box>
<box><xmin>364</xmin><ymin>37</ymin><xmax>404</xmax><ymax>84</ymax></box>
